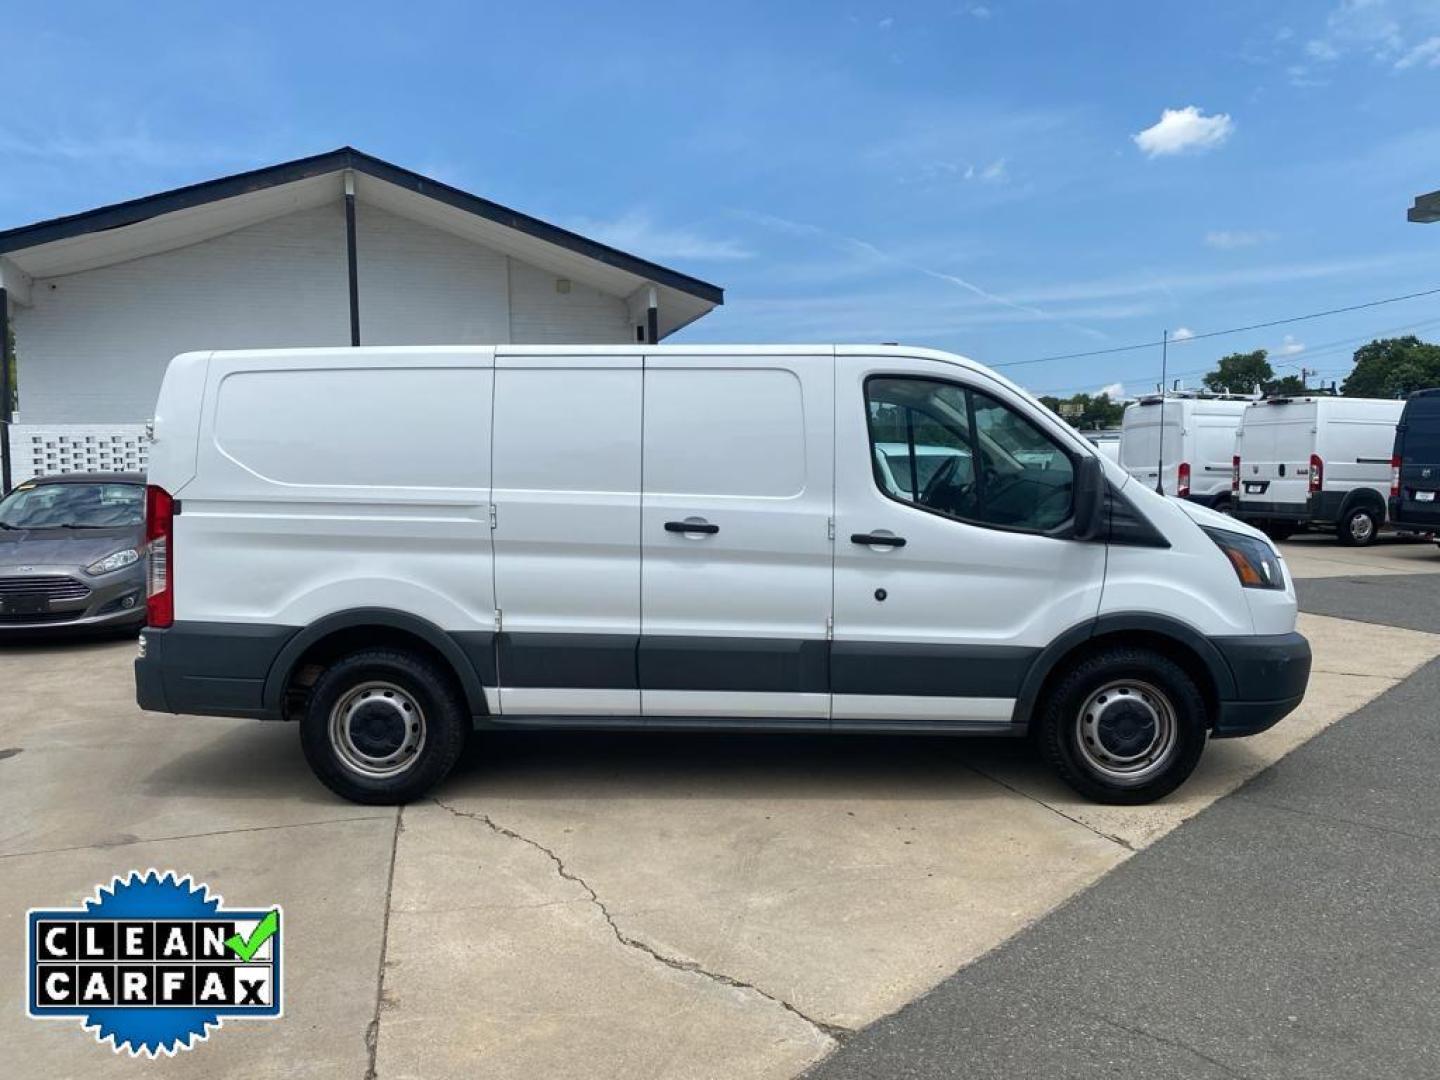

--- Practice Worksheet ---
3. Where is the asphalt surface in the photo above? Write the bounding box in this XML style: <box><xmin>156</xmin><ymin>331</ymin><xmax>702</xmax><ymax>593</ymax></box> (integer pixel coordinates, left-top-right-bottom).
<box><xmin>809</xmin><ymin>581</ymin><xmax>1440</xmax><ymax>1080</ymax></box>
<box><xmin>1296</xmin><ymin>570</ymin><xmax>1440</xmax><ymax>634</ymax></box>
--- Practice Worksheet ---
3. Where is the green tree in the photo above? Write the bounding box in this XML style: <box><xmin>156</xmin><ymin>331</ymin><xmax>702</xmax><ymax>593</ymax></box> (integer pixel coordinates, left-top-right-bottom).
<box><xmin>1039</xmin><ymin>392</ymin><xmax>1126</xmax><ymax>430</ymax></box>
<box><xmin>1340</xmin><ymin>336</ymin><xmax>1440</xmax><ymax>398</ymax></box>
<box><xmin>1202</xmin><ymin>349</ymin><xmax>1272</xmax><ymax>395</ymax></box>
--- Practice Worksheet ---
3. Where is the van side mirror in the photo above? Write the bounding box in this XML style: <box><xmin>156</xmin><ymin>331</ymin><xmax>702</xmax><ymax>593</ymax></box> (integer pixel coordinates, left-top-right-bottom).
<box><xmin>1072</xmin><ymin>455</ymin><xmax>1106</xmax><ymax>541</ymax></box>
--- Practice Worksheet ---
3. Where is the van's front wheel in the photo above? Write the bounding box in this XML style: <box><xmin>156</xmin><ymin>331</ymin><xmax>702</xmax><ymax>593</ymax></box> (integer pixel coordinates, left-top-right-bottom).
<box><xmin>1036</xmin><ymin>647</ymin><xmax>1207</xmax><ymax>804</ymax></box>
<box><xmin>301</xmin><ymin>648</ymin><xmax>468</xmax><ymax>804</ymax></box>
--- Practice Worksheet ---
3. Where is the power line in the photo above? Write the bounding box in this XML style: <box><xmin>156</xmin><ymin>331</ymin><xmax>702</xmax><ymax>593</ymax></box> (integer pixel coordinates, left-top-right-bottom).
<box><xmin>1028</xmin><ymin>312</ymin><xmax>1440</xmax><ymax>397</ymax></box>
<box><xmin>995</xmin><ymin>284</ymin><xmax>1440</xmax><ymax>369</ymax></box>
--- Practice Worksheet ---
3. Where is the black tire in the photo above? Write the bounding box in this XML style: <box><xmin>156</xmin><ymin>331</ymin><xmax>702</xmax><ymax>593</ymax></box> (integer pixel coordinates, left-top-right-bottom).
<box><xmin>1262</xmin><ymin>522</ymin><xmax>1296</xmax><ymax>542</ymax></box>
<box><xmin>1211</xmin><ymin>494</ymin><xmax>1233</xmax><ymax>516</ymax></box>
<box><xmin>300</xmin><ymin>648</ymin><xmax>469</xmax><ymax>804</ymax></box>
<box><xmin>1337</xmin><ymin>505</ymin><xmax>1380</xmax><ymax>547</ymax></box>
<box><xmin>1035</xmin><ymin>646</ymin><xmax>1208</xmax><ymax>805</ymax></box>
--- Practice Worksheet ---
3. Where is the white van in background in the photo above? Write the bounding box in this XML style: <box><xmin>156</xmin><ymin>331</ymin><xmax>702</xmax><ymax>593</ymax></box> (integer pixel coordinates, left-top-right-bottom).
<box><xmin>1083</xmin><ymin>430</ymin><xmax>1122</xmax><ymax>465</ymax></box>
<box><xmin>134</xmin><ymin>345</ymin><xmax>1310</xmax><ymax>807</ymax></box>
<box><xmin>1120</xmin><ymin>394</ymin><xmax>1251</xmax><ymax>510</ymax></box>
<box><xmin>1233</xmin><ymin>395</ymin><xmax>1404</xmax><ymax>545</ymax></box>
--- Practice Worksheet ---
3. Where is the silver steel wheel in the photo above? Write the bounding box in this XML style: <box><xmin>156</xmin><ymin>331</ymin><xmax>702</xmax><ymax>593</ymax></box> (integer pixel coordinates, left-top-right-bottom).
<box><xmin>1348</xmin><ymin>511</ymin><xmax>1376</xmax><ymax>544</ymax></box>
<box><xmin>328</xmin><ymin>680</ymin><xmax>427</xmax><ymax>778</ymax></box>
<box><xmin>1074</xmin><ymin>679</ymin><xmax>1178</xmax><ymax>787</ymax></box>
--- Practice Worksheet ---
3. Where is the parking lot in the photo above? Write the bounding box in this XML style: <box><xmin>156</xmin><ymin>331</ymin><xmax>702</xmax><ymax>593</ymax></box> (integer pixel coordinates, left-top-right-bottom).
<box><xmin>4</xmin><ymin>533</ymin><xmax>1440</xmax><ymax>1080</ymax></box>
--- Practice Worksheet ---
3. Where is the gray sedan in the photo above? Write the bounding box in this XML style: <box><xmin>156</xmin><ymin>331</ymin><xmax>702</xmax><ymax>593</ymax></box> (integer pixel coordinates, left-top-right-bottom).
<box><xmin>0</xmin><ymin>472</ymin><xmax>148</xmax><ymax>633</ymax></box>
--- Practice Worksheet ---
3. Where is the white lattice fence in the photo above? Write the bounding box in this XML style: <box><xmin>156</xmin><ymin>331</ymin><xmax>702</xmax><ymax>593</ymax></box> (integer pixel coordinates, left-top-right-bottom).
<box><xmin>6</xmin><ymin>424</ymin><xmax>151</xmax><ymax>480</ymax></box>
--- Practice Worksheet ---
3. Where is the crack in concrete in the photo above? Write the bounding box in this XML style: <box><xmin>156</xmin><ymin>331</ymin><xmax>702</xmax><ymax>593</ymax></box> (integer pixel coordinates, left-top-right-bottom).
<box><xmin>0</xmin><ymin>814</ymin><xmax>394</xmax><ymax>861</ymax></box>
<box><xmin>431</xmin><ymin>797</ymin><xmax>850</xmax><ymax>1043</ymax></box>
<box><xmin>961</xmin><ymin>764</ymin><xmax>1138</xmax><ymax>852</ymax></box>
<box><xmin>365</xmin><ymin>807</ymin><xmax>403</xmax><ymax>1080</ymax></box>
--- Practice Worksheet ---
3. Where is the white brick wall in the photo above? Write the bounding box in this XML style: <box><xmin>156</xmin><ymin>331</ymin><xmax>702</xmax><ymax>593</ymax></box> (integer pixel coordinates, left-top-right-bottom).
<box><xmin>7</xmin><ymin>423</ymin><xmax>149</xmax><ymax>480</ymax></box>
<box><xmin>11</xmin><ymin>199</ymin><xmax>636</xmax><ymax>426</ymax></box>
<box><xmin>508</xmin><ymin>259</ymin><xmax>633</xmax><ymax>344</ymax></box>
<box><xmin>15</xmin><ymin>204</ymin><xmax>350</xmax><ymax>424</ymax></box>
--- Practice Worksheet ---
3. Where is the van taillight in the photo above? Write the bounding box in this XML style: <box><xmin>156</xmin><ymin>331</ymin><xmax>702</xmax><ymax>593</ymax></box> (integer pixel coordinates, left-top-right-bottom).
<box><xmin>1308</xmin><ymin>454</ymin><xmax>1323</xmax><ymax>495</ymax></box>
<box><xmin>145</xmin><ymin>485</ymin><xmax>174</xmax><ymax>628</ymax></box>
<box><xmin>1392</xmin><ymin>455</ymin><xmax>1402</xmax><ymax>499</ymax></box>
<box><xmin>1177</xmin><ymin>461</ymin><xmax>1191</xmax><ymax>499</ymax></box>
<box><xmin>1232</xmin><ymin>455</ymin><xmax>1241</xmax><ymax>494</ymax></box>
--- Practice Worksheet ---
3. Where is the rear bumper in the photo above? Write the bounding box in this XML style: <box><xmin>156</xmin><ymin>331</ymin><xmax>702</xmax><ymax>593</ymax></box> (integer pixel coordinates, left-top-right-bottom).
<box><xmin>1234</xmin><ymin>499</ymin><xmax>1310</xmax><ymax>523</ymax></box>
<box><xmin>136</xmin><ymin>622</ymin><xmax>297</xmax><ymax>719</ymax></box>
<box><xmin>1210</xmin><ymin>631</ymin><xmax>1312</xmax><ymax>737</ymax></box>
<box><xmin>1389</xmin><ymin>496</ymin><xmax>1440</xmax><ymax>532</ymax></box>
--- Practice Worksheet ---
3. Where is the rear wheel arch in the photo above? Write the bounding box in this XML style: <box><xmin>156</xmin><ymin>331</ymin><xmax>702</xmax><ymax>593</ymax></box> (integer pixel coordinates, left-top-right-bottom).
<box><xmin>263</xmin><ymin>609</ymin><xmax>491</xmax><ymax>721</ymax></box>
<box><xmin>1340</xmin><ymin>487</ymin><xmax>1386</xmax><ymax>521</ymax></box>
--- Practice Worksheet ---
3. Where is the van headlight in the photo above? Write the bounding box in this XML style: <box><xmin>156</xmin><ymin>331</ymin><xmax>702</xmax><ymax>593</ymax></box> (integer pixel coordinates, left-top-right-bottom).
<box><xmin>1203</xmin><ymin>528</ymin><xmax>1285</xmax><ymax>590</ymax></box>
<box><xmin>84</xmin><ymin>549</ymin><xmax>140</xmax><ymax>576</ymax></box>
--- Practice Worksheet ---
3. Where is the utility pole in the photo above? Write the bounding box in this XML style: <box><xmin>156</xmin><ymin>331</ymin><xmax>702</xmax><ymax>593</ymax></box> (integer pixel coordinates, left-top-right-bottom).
<box><xmin>1155</xmin><ymin>328</ymin><xmax>1168</xmax><ymax>495</ymax></box>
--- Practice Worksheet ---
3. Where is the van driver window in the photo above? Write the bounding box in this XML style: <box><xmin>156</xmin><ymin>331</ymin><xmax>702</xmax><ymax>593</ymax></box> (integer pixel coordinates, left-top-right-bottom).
<box><xmin>866</xmin><ymin>377</ymin><xmax>1074</xmax><ymax>532</ymax></box>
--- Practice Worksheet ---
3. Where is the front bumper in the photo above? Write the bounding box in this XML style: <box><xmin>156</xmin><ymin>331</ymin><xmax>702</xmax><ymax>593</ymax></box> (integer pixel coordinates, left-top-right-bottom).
<box><xmin>0</xmin><ymin>565</ymin><xmax>145</xmax><ymax>632</ymax></box>
<box><xmin>1210</xmin><ymin>631</ymin><xmax>1312</xmax><ymax>737</ymax></box>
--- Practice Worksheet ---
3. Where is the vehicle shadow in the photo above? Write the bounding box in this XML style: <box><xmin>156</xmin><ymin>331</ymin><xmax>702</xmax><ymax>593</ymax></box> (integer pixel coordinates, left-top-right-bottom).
<box><xmin>140</xmin><ymin>720</ymin><xmax>332</xmax><ymax>803</ymax></box>
<box><xmin>442</xmin><ymin>728</ymin><xmax>1043</xmax><ymax>805</ymax></box>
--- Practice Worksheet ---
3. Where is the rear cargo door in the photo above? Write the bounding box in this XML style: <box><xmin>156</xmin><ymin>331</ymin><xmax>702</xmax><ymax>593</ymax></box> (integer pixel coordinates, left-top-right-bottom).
<box><xmin>1120</xmin><ymin>402</ymin><xmax>1182</xmax><ymax>494</ymax></box>
<box><xmin>1396</xmin><ymin>398</ymin><xmax>1440</xmax><ymax>524</ymax></box>
<box><xmin>1237</xmin><ymin>405</ymin><xmax>1312</xmax><ymax>509</ymax></box>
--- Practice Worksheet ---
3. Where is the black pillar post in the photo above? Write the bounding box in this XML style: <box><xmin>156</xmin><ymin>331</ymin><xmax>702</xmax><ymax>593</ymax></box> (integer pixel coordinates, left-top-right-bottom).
<box><xmin>0</xmin><ymin>287</ymin><xmax>11</xmax><ymax>494</ymax></box>
<box><xmin>646</xmin><ymin>286</ymin><xmax>659</xmax><ymax>345</ymax></box>
<box><xmin>345</xmin><ymin>182</ymin><xmax>361</xmax><ymax>346</ymax></box>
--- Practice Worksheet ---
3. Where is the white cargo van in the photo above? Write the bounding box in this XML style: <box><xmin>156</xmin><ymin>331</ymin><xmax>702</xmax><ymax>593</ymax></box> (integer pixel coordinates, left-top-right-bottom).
<box><xmin>1120</xmin><ymin>394</ymin><xmax>1250</xmax><ymax>510</ymax></box>
<box><xmin>135</xmin><ymin>346</ymin><xmax>1310</xmax><ymax>806</ymax></box>
<box><xmin>1233</xmin><ymin>395</ymin><xmax>1404</xmax><ymax>545</ymax></box>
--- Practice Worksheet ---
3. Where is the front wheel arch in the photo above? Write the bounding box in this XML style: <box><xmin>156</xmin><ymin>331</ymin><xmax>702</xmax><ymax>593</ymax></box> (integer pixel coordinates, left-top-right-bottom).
<box><xmin>1015</xmin><ymin>618</ymin><xmax>1227</xmax><ymax>733</ymax></box>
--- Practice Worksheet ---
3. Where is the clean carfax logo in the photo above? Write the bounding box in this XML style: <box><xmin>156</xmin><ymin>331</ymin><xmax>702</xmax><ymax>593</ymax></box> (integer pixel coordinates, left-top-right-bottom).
<box><xmin>26</xmin><ymin>870</ymin><xmax>283</xmax><ymax>1056</ymax></box>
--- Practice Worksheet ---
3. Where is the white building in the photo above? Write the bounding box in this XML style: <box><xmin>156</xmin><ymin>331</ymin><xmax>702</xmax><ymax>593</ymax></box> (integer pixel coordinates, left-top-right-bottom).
<box><xmin>0</xmin><ymin>147</ymin><xmax>723</xmax><ymax>484</ymax></box>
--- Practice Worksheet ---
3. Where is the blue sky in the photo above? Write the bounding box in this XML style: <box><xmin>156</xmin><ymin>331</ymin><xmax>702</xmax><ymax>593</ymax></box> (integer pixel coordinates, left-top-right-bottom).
<box><xmin>4</xmin><ymin>0</ymin><xmax>1440</xmax><ymax>398</ymax></box>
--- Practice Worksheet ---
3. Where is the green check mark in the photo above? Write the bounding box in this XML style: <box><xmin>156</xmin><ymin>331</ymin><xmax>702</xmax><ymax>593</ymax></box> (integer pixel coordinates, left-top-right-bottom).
<box><xmin>225</xmin><ymin>909</ymin><xmax>279</xmax><ymax>962</ymax></box>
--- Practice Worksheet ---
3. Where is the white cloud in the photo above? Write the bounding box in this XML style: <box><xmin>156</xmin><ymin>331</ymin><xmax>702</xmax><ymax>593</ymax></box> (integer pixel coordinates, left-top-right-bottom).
<box><xmin>1133</xmin><ymin>106</ymin><xmax>1234</xmax><ymax>157</ymax></box>
<box><xmin>1277</xmin><ymin>334</ymin><xmax>1306</xmax><ymax>356</ymax></box>
<box><xmin>878</xmin><ymin>16</ymin><xmax>894</xmax><ymax>29</ymax></box>
<box><xmin>1097</xmin><ymin>381</ymin><xmax>1126</xmax><ymax>399</ymax></box>
<box><xmin>1395</xmin><ymin>35</ymin><xmax>1440</xmax><ymax>68</ymax></box>
<box><xmin>1204</xmin><ymin>228</ymin><xmax>1273</xmax><ymax>249</ymax></box>
<box><xmin>568</xmin><ymin>212</ymin><xmax>752</xmax><ymax>261</ymax></box>
<box><xmin>1306</xmin><ymin>38</ymin><xmax>1341</xmax><ymax>60</ymax></box>
<box><xmin>1172</xmin><ymin>327</ymin><xmax>1196</xmax><ymax>341</ymax></box>
<box><xmin>978</xmin><ymin>157</ymin><xmax>1008</xmax><ymax>183</ymax></box>
<box><xmin>966</xmin><ymin>4</ymin><xmax>992</xmax><ymax>17</ymax></box>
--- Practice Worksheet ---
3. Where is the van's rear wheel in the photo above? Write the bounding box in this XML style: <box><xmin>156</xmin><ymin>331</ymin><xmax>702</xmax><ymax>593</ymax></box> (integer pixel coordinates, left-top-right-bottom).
<box><xmin>1338</xmin><ymin>505</ymin><xmax>1379</xmax><ymax>547</ymax></box>
<box><xmin>1036</xmin><ymin>647</ymin><xmax>1207</xmax><ymax>804</ymax></box>
<box><xmin>301</xmin><ymin>648</ymin><xmax>468</xmax><ymax>804</ymax></box>
<box><xmin>1262</xmin><ymin>522</ymin><xmax>1296</xmax><ymax>542</ymax></box>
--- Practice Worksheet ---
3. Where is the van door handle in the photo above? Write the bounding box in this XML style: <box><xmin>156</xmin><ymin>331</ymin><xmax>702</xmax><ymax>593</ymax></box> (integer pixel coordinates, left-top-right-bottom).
<box><xmin>850</xmin><ymin>532</ymin><xmax>907</xmax><ymax>547</ymax></box>
<box><xmin>665</xmin><ymin>519</ymin><xmax>719</xmax><ymax>535</ymax></box>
